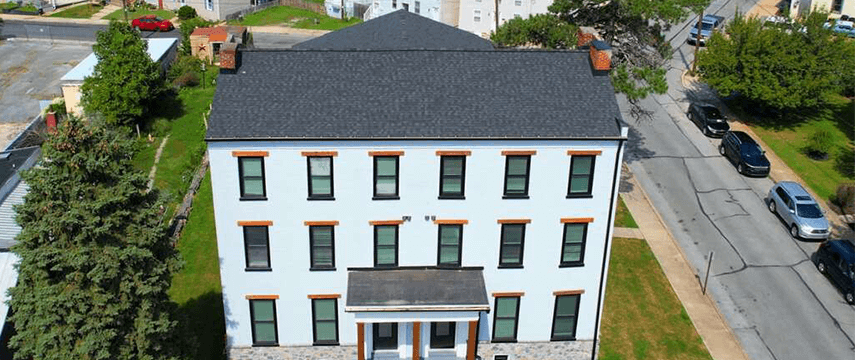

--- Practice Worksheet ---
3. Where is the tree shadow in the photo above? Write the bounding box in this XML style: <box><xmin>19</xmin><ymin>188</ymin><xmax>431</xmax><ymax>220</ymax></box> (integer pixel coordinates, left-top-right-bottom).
<box><xmin>836</xmin><ymin>145</ymin><xmax>855</xmax><ymax>179</ymax></box>
<box><xmin>139</xmin><ymin>90</ymin><xmax>187</xmax><ymax>135</ymax></box>
<box><xmin>175</xmin><ymin>291</ymin><xmax>227</xmax><ymax>360</ymax></box>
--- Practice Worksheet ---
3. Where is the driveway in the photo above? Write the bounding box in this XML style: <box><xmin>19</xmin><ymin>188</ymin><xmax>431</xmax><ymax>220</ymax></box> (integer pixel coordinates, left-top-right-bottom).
<box><xmin>624</xmin><ymin>0</ymin><xmax>855</xmax><ymax>359</ymax></box>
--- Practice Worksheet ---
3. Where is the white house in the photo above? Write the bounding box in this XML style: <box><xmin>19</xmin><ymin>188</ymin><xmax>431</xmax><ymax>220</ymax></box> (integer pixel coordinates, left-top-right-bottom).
<box><xmin>457</xmin><ymin>0</ymin><xmax>551</xmax><ymax>37</ymax></box>
<box><xmin>207</xmin><ymin>11</ymin><xmax>625</xmax><ymax>360</ymax></box>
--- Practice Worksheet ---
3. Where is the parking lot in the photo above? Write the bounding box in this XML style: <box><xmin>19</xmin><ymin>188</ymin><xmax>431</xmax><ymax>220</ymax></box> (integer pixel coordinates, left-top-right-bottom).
<box><xmin>0</xmin><ymin>41</ymin><xmax>91</xmax><ymax>148</ymax></box>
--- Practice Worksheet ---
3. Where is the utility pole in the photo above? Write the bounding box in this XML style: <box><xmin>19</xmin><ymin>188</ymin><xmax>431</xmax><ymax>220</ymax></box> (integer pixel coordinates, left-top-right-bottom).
<box><xmin>494</xmin><ymin>0</ymin><xmax>499</xmax><ymax>33</ymax></box>
<box><xmin>122</xmin><ymin>0</ymin><xmax>128</xmax><ymax>23</ymax></box>
<box><xmin>691</xmin><ymin>9</ymin><xmax>703</xmax><ymax>75</ymax></box>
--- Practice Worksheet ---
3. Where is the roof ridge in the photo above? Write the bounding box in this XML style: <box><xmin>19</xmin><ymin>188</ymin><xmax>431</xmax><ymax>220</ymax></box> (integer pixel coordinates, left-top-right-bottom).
<box><xmin>242</xmin><ymin>48</ymin><xmax>590</xmax><ymax>53</ymax></box>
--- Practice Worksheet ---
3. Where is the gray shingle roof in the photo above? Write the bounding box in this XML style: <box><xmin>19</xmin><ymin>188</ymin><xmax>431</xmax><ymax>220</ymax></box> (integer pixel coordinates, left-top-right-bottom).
<box><xmin>346</xmin><ymin>268</ymin><xmax>489</xmax><ymax>311</ymax></box>
<box><xmin>293</xmin><ymin>10</ymin><xmax>494</xmax><ymax>51</ymax></box>
<box><xmin>206</xmin><ymin>50</ymin><xmax>624</xmax><ymax>140</ymax></box>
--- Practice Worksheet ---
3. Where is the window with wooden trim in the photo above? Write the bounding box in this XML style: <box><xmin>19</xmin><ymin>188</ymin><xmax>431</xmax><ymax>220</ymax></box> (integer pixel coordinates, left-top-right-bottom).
<box><xmin>430</xmin><ymin>322</ymin><xmax>456</xmax><ymax>349</ymax></box>
<box><xmin>374</xmin><ymin>156</ymin><xmax>399</xmax><ymax>199</ymax></box>
<box><xmin>503</xmin><ymin>155</ymin><xmax>530</xmax><ymax>198</ymax></box>
<box><xmin>492</xmin><ymin>297</ymin><xmax>520</xmax><ymax>342</ymax></box>
<box><xmin>311</xmin><ymin>298</ymin><xmax>339</xmax><ymax>345</ymax></box>
<box><xmin>567</xmin><ymin>155</ymin><xmax>595</xmax><ymax>197</ymax></box>
<box><xmin>373</xmin><ymin>322</ymin><xmax>398</xmax><ymax>350</ymax></box>
<box><xmin>238</xmin><ymin>157</ymin><xmax>266</xmax><ymax>199</ymax></box>
<box><xmin>307</xmin><ymin>156</ymin><xmax>334</xmax><ymax>199</ymax></box>
<box><xmin>309</xmin><ymin>226</ymin><xmax>335</xmax><ymax>270</ymax></box>
<box><xmin>499</xmin><ymin>224</ymin><xmax>525</xmax><ymax>267</ymax></box>
<box><xmin>560</xmin><ymin>223</ymin><xmax>588</xmax><ymax>266</ymax></box>
<box><xmin>249</xmin><ymin>299</ymin><xmax>278</xmax><ymax>345</ymax></box>
<box><xmin>551</xmin><ymin>294</ymin><xmax>581</xmax><ymax>341</ymax></box>
<box><xmin>439</xmin><ymin>156</ymin><xmax>466</xmax><ymax>198</ymax></box>
<box><xmin>244</xmin><ymin>226</ymin><xmax>271</xmax><ymax>270</ymax></box>
<box><xmin>437</xmin><ymin>224</ymin><xmax>463</xmax><ymax>267</ymax></box>
<box><xmin>374</xmin><ymin>225</ymin><xmax>398</xmax><ymax>267</ymax></box>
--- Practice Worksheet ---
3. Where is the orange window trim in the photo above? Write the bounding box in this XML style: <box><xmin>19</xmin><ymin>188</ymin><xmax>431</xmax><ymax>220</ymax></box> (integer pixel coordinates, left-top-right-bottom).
<box><xmin>433</xmin><ymin>219</ymin><xmax>469</xmax><ymax>225</ymax></box>
<box><xmin>237</xmin><ymin>220</ymin><xmax>273</xmax><ymax>226</ymax></box>
<box><xmin>232</xmin><ymin>151</ymin><xmax>269</xmax><ymax>157</ymax></box>
<box><xmin>492</xmin><ymin>292</ymin><xmax>525</xmax><ymax>298</ymax></box>
<box><xmin>497</xmin><ymin>219</ymin><xmax>531</xmax><ymax>224</ymax></box>
<box><xmin>567</xmin><ymin>150</ymin><xmax>602</xmax><ymax>156</ymax></box>
<box><xmin>304</xmin><ymin>221</ymin><xmax>340</xmax><ymax>226</ymax></box>
<box><xmin>435</xmin><ymin>150</ymin><xmax>472</xmax><ymax>156</ymax></box>
<box><xmin>301</xmin><ymin>151</ymin><xmax>338</xmax><ymax>157</ymax></box>
<box><xmin>368</xmin><ymin>151</ymin><xmax>404</xmax><ymax>156</ymax></box>
<box><xmin>246</xmin><ymin>294</ymin><xmax>279</xmax><ymax>300</ymax></box>
<box><xmin>501</xmin><ymin>150</ymin><xmax>537</xmax><ymax>156</ymax></box>
<box><xmin>369</xmin><ymin>220</ymin><xmax>405</xmax><ymax>225</ymax></box>
<box><xmin>553</xmin><ymin>289</ymin><xmax>585</xmax><ymax>296</ymax></box>
<box><xmin>560</xmin><ymin>217</ymin><xmax>594</xmax><ymax>224</ymax></box>
<box><xmin>307</xmin><ymin>294</ymin><xmax>341</xmax><ymax>299</ymax></box>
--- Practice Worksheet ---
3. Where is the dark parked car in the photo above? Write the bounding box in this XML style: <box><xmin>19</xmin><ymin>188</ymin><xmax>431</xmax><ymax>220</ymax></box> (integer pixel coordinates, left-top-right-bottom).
<box><xmin>719</xmin><ymin>131</ymin><xmax>770</xmax><ymax>177</ymax></box>
<box><xmin>815</xmin><ymin>240</ymin><xmax>855</xmax><ymax>304</ymax></box>
<box><xmin>688</xmin><ymin>103</ymin><xmax>730</xmax><ymax>137</ymax></box>
<box><xmin>132</xmin><ymin>15</ymin><xmax>173</xmax><ymax>32</ymax></box>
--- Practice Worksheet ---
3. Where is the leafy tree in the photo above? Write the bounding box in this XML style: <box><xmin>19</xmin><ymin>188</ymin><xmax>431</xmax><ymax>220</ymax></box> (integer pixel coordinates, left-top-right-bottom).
<box><xmin>492</xmin><ymin>14</ymin><xmax>577</xmax><ymax>49</ymax></box>
<box><xmin>81</xmin><ymin>21</ymin><xmax>164</xmax><ymax>126</ymax></box>
<box><xmin>696</xmin><ymin>11</ymin><xmax>855</xmax><ymax>111</ymax></box>
<box><xmin>8</xmin><ymin>117</ymin><xmax>182</xmax><ymax>360</ymax></box>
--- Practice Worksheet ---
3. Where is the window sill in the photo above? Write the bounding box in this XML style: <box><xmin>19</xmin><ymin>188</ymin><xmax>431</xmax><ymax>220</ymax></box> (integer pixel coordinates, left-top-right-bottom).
<box><xmin>498</xmin><ymin>264</ymin><xmax>524</xmax><ymax>269</ymax></box>
<box><xmin>551</xmin><ymin>336</ymin><xmax>576</xmax><ymax>341</ymax></box>
<box><xmin>565</xmin><ymin>194</ymin><xmax>593</xmax><ymax>199</ymax></box>
<box><xmin>240</xmin><ymin>196</ymin><xmax>268</xmax><ymax>201</ymax></box>
<box><xmin>245</xmin><ymin>267</ymin><xmax>272</xmax><ymax>272</ymax></box>
<box><xmin>437</xmin><ymin>263</ymin><xmax>462</xmax><ymax>268</ymax></box>
<box><xmin>491</xmin><ymin>339</ymin><xmax>517</xmax><ymax>344</ymax></box>
<box><xmin>312</xmin><ymin>341</ymin><xmax>340</xmax><ymax>346</ymax></box>
<box><xmin>372</xmin><ymin>196</ymin><xmax>400</xmax><ymax>201</ymax></box>
<box><xmin>309</xmin><ymin>267</ymin><xmax>336</xmax><ymax>271</ymax></box>
<box><xmin>429</xmin><ymin>348</ymin><xmax>456</xmax><ymax>354</ymax></box>
<box><xmin>252</xmin><ymin>343</ymin><xmax>279</xmax><ymax>347</ymax></box>
<box><xmin>502</xmin><ymin>195</ymin><xmax>529</xmax><ymax>199</ymax></box>
<box><xmin>438</xmin><ymin>195</ymin><xmax>466</xmax><ymax>200</ymax></box>
<box><xmin>307</xmin><ymin>197</ymin><xmax>335</xmax><ymax>201</ymax></box>
<box><xmin>559</xmin><ymin>262</ymin><xmax>584</xmax><ymax>268</ymax></box>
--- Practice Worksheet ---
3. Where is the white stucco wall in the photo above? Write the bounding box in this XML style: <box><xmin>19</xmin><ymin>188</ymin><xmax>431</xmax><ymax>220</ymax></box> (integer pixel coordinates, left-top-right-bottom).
<box><xmin>457</xmin><ymin>0</ymin><xmax>552</xmax><ymax>37</ymax></box>
<box><xmin>208</xmin><ymin>139</ymin><xmax>624</xmax><ymax>350</ymax></box>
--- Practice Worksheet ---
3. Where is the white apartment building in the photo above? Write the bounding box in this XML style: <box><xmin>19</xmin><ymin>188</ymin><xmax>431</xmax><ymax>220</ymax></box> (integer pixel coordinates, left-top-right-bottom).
<box><xmin>207</xmin><ymin>12</ymin><xmax>625</xmax><ymax>360</ymax></box>
<box><xmin>458</xmin><ymin>0</ymin><xmax>550</xmax><ymax>37</ymax></box>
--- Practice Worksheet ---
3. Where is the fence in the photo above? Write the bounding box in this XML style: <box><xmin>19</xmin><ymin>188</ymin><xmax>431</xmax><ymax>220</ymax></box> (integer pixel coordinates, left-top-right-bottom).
<box><xmin>279</xmin><ymin>0</ymin><xmax>324</xmax><ymax>14</ymax></box>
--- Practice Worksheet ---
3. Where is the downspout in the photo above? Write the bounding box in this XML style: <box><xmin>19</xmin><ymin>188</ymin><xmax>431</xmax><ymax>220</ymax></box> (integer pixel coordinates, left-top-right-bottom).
<box><xmin>590</xmin><ymin>137</ymin><xmax>626</xmax><ymax>360</ymax></box>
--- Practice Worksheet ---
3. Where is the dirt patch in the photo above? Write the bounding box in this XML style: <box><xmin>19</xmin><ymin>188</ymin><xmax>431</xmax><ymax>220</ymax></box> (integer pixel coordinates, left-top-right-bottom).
<box><xmin>0</xmin><ymin>122</ymin><xmax>30</xmax><ymax>150</ymax></box>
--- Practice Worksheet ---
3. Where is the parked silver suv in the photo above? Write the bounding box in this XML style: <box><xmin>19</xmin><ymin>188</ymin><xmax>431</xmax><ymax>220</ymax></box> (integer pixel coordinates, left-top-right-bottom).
<box><xmin>767</xmin><ymin>181</ymin><xmax>830</xmax><ymax>240</ymax></box>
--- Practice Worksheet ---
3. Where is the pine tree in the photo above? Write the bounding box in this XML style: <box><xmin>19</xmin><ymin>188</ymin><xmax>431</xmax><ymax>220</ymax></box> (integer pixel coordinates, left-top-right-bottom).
<box><xmin>8</xmin><ymin>117</ymin><xmax>181</xmax><ymax>360</ymax></box>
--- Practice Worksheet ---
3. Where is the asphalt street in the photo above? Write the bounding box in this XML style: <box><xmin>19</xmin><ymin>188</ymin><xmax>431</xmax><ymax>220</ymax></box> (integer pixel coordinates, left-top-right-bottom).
<box><xmin>624</xmin><ymin>0</ymin><xmax>855</xmax><ymax>359</ymax></box>
<box><xmin>0</xmin><ymin>20</ymin><xmax>179</xmax><ymax>41</ymax></box>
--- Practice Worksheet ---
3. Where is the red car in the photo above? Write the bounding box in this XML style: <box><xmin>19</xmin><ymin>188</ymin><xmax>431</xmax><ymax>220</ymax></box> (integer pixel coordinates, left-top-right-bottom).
<box><xmin>132</xmin><ymin>15</ymin><xmax>173</xmax><ymax>32</ymax></box>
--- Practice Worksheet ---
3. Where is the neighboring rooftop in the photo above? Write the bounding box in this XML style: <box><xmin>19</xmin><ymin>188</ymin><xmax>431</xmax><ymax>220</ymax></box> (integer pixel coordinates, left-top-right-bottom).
<box><xmin>294</xmin><ymin>9</ymin><xmax>494</xmax><ymax>51</ymax></box>
<box><xmin>0</xmin><ymin>146</ymin><xmax>38</xmax><ymax>195</ymax></box>
<box><xmin>0</xmin><ymin>146</ymin><xmax>39</xmax><ymax>250</ymax></box>
<box><xmin>346</xmin><ymin>268</ymin><xmax>489</xmax><ymax>311</ymax></box>
<box><xmin>60</xmin><ymin>38</ymin><xmax>178</xmax><ymax>83</ymax></box>
<box><xmin>190</xmin><ymin>26</ymin><xmax>246</xmax><ymax>42</ymax></box>
<box><xmin>207</xmin><ymin>50</ymin><xmax>623</xmax><ymax>140</ymax></box>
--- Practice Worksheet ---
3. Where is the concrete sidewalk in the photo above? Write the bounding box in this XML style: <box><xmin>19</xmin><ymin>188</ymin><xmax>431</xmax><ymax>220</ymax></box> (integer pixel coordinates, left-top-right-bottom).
<box><xmin>618</xmin><ymin>166</ymin><xmax>751</xmax><ymax>360</ymax></box>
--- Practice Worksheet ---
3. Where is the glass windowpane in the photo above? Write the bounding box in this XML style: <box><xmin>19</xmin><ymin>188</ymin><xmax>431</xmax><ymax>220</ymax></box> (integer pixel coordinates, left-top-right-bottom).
<box><xmin>570</xmin><ymin>177</ymin><xmax>590</xmax><ymax>193</ymax></box>
<box><xmin>254</xmin><ymin>323</ymin><xmax>276</xmax><ymax>342</ymax></box>
<box><xmin>315</xmin><ymin>322</ymin><xmax>337</xmax><ymax>341</ymax></box>
<box><xmin>552</xmin><ymin>318</ymin><xmax>574</xmax><ymax>336</ymax></box>
<box><xmin>252</xmin><ymin>301</ymin><xmax>274</xmax><ymax>321</ymax></box>
<box><xmin>502</xmin><ymin>226</ymin><xmax>523</xmax><ymax>244</ymax></box>
<box><xmin>564</xmin><ymin>224</ymin><xmax>584</xmax><ymax>243</ymax></box>
<box><xmin>443</xmin><ymin>158</ymin><xmax>463</xmax><ymax>176</ymax></box>
<box><xmin>376</xmin><ymin>178</ymin><xmax>396</xmax><ymax>195</ymax></box>
<box><xmin>556</xmin><ymin>296</ymin><xmax>578</xmax><ymax>316</ymax></box>
<box><xmin>309</xmin><ymin>157</ymin><xmax>331</xmax><ymax>176</ymax></box>
<box><xmin>571</xmin><ymin>157</ymin><xmax>592</xmax><ymax>175</ymax></box>
<box><xmin>505</xmin><ymin>177</ymin><xmax>526</xmax><ymax>192</ymax></box>
<box><xmin>376</xmin><ymin>157</ymin><xmax>397</xmax><ymax>175</ymax></box>
<box><xmin>248</xmin><ymin>247</ymin><xmax>269</xmax><ymax>267</ymax></box>
<box><xmin>440</xmin><ymin>226</ymin><xmax>460</xmax><ymax>244</ymax></box>
<box><xmin>440</xmin><ymin>246</ymin><xmax>459</xmax><ymax>263</ymax></box>
<box><xmin>377</xmin><ymin>247</ymin><xmax>396</xmax><ymax>264</ymax></box>
<box><xmin>243</xmin><ymin>179</ymin><xmax>264</xmax><ymax>196</ymax></box>
<box><xmin>314</xmin><ymin>300</ymin><xmax>336</xmax><ymax>320</ymax></box>
<box><xmin>507</xmin><ymin>157</ymin><xmax>528</xmax><ymax>175</ymax></box>
<box><xmin>563</xmin><ymin>246</ymin><xmax>582</xmax><ymax>263</ymax></box>
<box><xmin>441</xmin><ymin>178</ymin><xmax>462</xmax><ymax>193</ymax></box>
<box><xmin>311</xmin><ymin>177</ymin><xmax>332</xmax><ymax>195</ymax></box>
<box><xmin>241</xmin><ymin>158</ymin><xmax>262</xmax><ymax>176</ymax></box>
<box><xmin>314</xmin><ymin>248</ymin><xmax>333</xmax><ymax>265</ymax></box>
<box><xmin>501</xmin><ymin>245</ymin><xmax>521</xmax><ymax>263</ymax></box>
<box><xmin>376</xmin><ymin>227</ymin><xmax>396</xmax><ymax>245</ymax></box>
<box><xmin>496</xmin><ymin>298</ymin><xmax>517</xmax><ymax>317</ymax></box>
<box><xmin>494</xmin><ymin>319</ymin><xmax>516</xmax><ymax>338</ymax></box>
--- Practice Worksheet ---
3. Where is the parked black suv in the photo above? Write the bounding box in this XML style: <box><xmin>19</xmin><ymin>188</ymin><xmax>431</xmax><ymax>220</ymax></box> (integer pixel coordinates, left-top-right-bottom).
<box><xmin>719</xmin><ymin>131</ymin><xmax>770</xmax><ymax>177</ymax></box>
<box><xmin>688</xmin><ymin>103</ymin><xmax>730</xmax><ymax>137</ymax></box>
<box><xmin>815</xmin><ymin>240</ymin><xmax>855</xmax><ymax>304</ymax></box>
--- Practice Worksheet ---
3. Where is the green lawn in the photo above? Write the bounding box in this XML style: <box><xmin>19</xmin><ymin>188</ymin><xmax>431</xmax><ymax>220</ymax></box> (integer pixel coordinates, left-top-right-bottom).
<box><xmin>228</xmin><ymin>5</ymin><xmax>361</xmax><ymax>30</ymax></box>
<box><xmin>0</xmin><ymin>2</ymin><xmax>18</xmax><ymax>10</ymax></box>
<box><xmin>50</xmin><ymin>3</ymin><xmax>102</xmax><ymax>18</ymax></box>
<box><xmin>104</xmin><ymin>7</ymin><xmax>174</xmax><ymax>20</ymax></box>
<box><xmin>599</xmin><ymin>238</ymin><xmax>712</xmax><ymax>360</ymax></box>
<box><xmin>614</xmin><ymin>195</ymin><xmax>638</xmax><ymax>229</ymax></box>
<box><xmin>727</xmin><ymin>95</ymin><xmax>855</xmax><ymax>202</ymax></box>
<box><xmin>169</xmin><ymin>171</ymin><xmax>226</xmax><ymax>360</ymax></box>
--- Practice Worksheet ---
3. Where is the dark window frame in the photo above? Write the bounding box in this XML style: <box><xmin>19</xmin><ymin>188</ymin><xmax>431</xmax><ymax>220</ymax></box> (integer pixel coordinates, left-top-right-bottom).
<box><xmin>307</xmin><ymin>156</ymin><xmax>335</xmax><ymax>200</ymax></box>
<box><xmin>438</xmin><ymin>155</ymin><xmax>466</xmax><ymax>199</ymax></box>
<box><xmin>373</xmin><ymin>322</ymin><xmax>399</xmax><ymax>350</ymax></box>
<box><xmin>430</xmin><ymin>322</ymin><xmax>456</xmax><ymax>349</ymax></box>
<box><xmin>491</xmin><ymin>297</ymin><xmax>520</xmax><ymax>342</ymax></box>
<box><xmin>373</xmin><ymin>156</ymin><xmax>400</xmax><ymax>200</ymax></box>
<box><xmin>498</xmin><ymin>224</ymin><xmax>526</xmax><ymax>268</ymax></box>
<box><xmin>566</xmin><ymin>155</ymin><xmax>596</xmax><ymax>198</ymax></box>
<box><xmin>311</xmin><ymin>298</ymin><xmax>340</xmax><ymax>346</ymax></box>
<box><xmin>249</xmin><ymin>299</ymin><xmax>279</xmax><ymax>346</ymax></box>
<box><xmin>502</xmin><ymin>155</ymin><xmax>531</xmax><ymax>199</ymax></box>
<box><xmin>373</xmin><ymin>225</ymin><xmax>399</xmax><ymax>267</ymax></box>
<box><xmin>309</xmin><ymin>225</ymin><xmax>336</xmax><ymax>271</ymax></box>
<box><xmin>238</xmin><ymin>157</ymin><xmax>267</xmax><ymax>200</ymax></box>
<box><xmin>550</xmin><ymin>294</ymin><xmax>582</xmax><ymax>341</ymax></box>
<box><xmin>243</xmin><ymin>226</ymin><xmax>271</xmax><ymax>271</ymax></box>
<box><xmin>559</xmin><ymin>223</ymin><xmax>588</xmax><ymax>267</ymax></box>
<box><xmin>437</xmin><ymin>224</ymin><xmax>463</xmax><ymax>267</ymax></box>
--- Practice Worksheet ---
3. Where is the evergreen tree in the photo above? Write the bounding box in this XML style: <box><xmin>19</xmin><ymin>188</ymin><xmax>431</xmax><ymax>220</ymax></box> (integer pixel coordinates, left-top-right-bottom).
<box><xmin>81</xmin><ymin>21</ymin><xmax>164</xmax><ymax>126</ymax></box>
<box><xmin>8</xmin><ymin>117</ymin><xmax>181</xmax><ymax>360</ymax></box>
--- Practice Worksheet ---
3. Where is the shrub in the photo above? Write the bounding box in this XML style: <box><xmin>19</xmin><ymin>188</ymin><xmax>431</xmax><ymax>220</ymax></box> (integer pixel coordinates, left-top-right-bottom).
<box><xmin>804</xmin><ymin>128</ymin><xmax>834</xmax><ymax>158</ymax></box>
<box><xmin>173</xmin><ymin>72</ymin><xmax>200</xmax><ymax>88</ymax></box>
<box><xmin>177</xmin><ymin>5</ymin><xmax>196</xmax><ymax>20</ymax></box>
<box><xmin>834</xmin><ymin>183</ymin><xmax>855</xmax><ymax>215</ymax></box>
<box><xmin>168</xmin><ymin>55</ymin><xmax>202</xmax><ymax>82</ymax></box>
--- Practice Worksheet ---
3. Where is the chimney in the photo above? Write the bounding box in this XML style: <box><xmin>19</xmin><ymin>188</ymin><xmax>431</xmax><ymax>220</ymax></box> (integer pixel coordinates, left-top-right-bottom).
<box><xmin>589</xmin><ymin>40</ymin><xmax>611</xmax><ymax>72</ymax></box>
<box><xmin>220</xmin><ymin>43</ymin><xmax>239</xmax><ymax>72</ymax></box>
<box><xmin>576</xmin><ymin>28</ymin><xmax>595</xmax><ymax>48</ymax></box>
